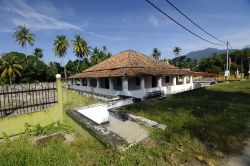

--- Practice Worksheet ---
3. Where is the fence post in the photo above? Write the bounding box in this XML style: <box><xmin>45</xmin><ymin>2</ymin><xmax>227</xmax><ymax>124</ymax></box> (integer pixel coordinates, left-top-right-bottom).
<box><xmin>56</xmin><ymin>74</ymin><xmax>64</xmax><ymax>121</ymax></box>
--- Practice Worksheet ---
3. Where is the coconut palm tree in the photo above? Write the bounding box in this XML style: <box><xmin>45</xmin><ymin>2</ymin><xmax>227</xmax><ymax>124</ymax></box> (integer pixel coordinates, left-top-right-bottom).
<box><xmin>151</xmin><ymin>48</ymin><xmax>161</xmax><ymax>60</ymax></box>
<box><xmin>90</xmin><ymin>47</ymin><xmax>102</xmax><ymax>65</ymax></box>
<box><xmin>162</xmin><ymin>58</ymin><xmax>169</xmax><ymax>64</ymax></box>
<box><xmin>53</xmin><ymin>35</ymin><xmax>69</xmax><ymax>79</ymax></box>
<box><xmin>72</xmin><ymin>35</ymin><xmax>90</xmax><ymax>70</ymax></box>
<box><xmin>101</xmin><ymin>46</ymin><xmax>112</xmax><ymax>58</ymax></box>
<box><xmin>102</xmin><ymin>45</ymin><xmax>107</xmax><ymax>53</ymax></box>
<box><xmin>173</xmin><ymin>47</ymin><xmax>182</xmax><ymax>57</ymax></box>
<box><xmin>14</xmin><ymin>25</ymin><xmax>35</xmax><ymax>56</ymax></box>
<box><xmin>33</xmin><ymin>48</ymin><xmax>43</xmax><ymax>60</ymax></box>
<box><xmin>0</xmin><ymin>53</ymin><xmax>22</xmax><ymax>85</ymax></box>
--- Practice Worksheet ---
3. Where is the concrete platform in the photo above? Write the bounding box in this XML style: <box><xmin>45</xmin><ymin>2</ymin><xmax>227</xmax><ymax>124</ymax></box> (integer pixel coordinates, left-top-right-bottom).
<box><xmin>67</xmin><ymin>110</ymin><xmax>148</xmax><ymax>149</ymax></box>
<box><xmin>103</xmin><ymin>113</ymin><xmax>148</xmax><ymax>144</ymax></box>
<box><xmin>67</xmin><ymin>110</ymin><xmax>128</xmax><ymax>149</ymax></box>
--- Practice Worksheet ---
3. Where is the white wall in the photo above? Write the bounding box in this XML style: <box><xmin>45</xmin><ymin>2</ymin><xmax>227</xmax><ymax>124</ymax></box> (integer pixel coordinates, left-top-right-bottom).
<box><xmin>69</xmin><ymin>76</ymin><xmax>194</xmax><ymax>100</ymax></box>
<box><xmin>168</xmin><ymin>83</ymin><xmax>193</xmax><ymax>94</ymax></box>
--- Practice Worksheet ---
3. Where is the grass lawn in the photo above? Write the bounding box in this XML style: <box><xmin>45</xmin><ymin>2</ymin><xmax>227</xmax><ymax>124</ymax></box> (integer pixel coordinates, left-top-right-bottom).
<box><xmin>122</xmin><ymin>80</ymin><xmax>250</xmax><ymax>164</ymax></box>
<box><xmin>0</xmin><ymin>81</ymin><xmax>249</xmax><ymax>165</ymax></box>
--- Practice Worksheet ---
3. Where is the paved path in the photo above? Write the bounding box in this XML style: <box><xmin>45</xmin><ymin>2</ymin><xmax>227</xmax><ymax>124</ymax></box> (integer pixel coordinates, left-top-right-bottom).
<box><xmin>223</xmin><ymin>139</ymin><xmax>250</xmax><ymax>166</ymax></box>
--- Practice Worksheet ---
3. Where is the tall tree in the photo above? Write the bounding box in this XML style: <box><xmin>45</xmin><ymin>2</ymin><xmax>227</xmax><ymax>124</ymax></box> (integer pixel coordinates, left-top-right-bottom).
<box><xmin>173</xmin><ymin>47</ymin><xmax>182</xmax><ymax>57</ymax></box>
<box><xmin>72</xmin><ymin>35</ymin><xmax>90</xmax><ymax>70</ymax></box>
<box><xmin>14</xmin><ymin>25</ymin><xmax>35</xmax><ymax>56</ymax></box>
<box><xmin>90</xmin><ymin>47</ymin><xmax>102</xmax><ymax>65</ymax></box>
<box><xmin>33</xmin><ymin>48</ymin><xmax>43</xmax><ymax>60</ymax></box>
<box><xmin>0</xmin><ymin>53</ymin><xmax>22</xmax><ymax>85</ymax></box>
<box><xmin>102</xmin><ymin>45</ymin><xmax>107</xmax><ymax>53</ymax></box>
<box><xmin>53</xmin><ymin>35</ymin><xmax>69</xmax><ymax>79</ymax></box>
<box><xmin>151</xmin><ymin>48</ymin><xmax>161</xmax><ymax>60</ymax></box>
<box><xmin>162</xmin><ymin>58</ymin><xmax>169</xmax><ymax>64</ymax></box>
<box><xmin>90</xmin><ymin>47</ymin><xmax>112</xmax><ymax>65</ymax></box>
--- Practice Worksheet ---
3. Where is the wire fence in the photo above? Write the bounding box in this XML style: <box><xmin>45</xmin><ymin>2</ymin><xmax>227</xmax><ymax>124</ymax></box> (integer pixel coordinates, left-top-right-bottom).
<box><xmin>0</xmin><ymin>82</ymin><xmax>57</xmax><ymax>118</ymax></box>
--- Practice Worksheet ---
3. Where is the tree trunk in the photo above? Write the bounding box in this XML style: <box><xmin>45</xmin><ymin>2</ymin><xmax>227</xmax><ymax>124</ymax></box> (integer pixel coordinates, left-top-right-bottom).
<box><xmin>62</xmin><ymin>57</ymin><xmax>67</xmax><ymax>80</ymax></box>
<box><xmin>25</xmin><ymin>44</ymin><xmax>27</xmax><ymax>58</ymax></box>
<box><xmin>77</xmin><ymin>59</ymin><xmax>80</xmax><ymax>71</ymax></box>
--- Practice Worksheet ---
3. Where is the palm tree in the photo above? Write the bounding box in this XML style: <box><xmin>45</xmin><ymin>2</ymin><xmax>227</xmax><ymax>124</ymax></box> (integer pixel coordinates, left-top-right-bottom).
<box><xmin>14</xmin><ymin>25</ymin><xmax>35</xmax><ymax>56</ymax></box>
<box><xmin>101</xmin><ymin>46</ymin><xmax>112</xmax><ymax>58</ymax></box>
<box><xmin>0</xmin><ymin>53</ymin><xmax>22</xmax><ymax>85</ymax></box>
<box><xmin>173</xmin><ymin>47</ymin><xmax>182</xmax><ymax>57</ymax></box>
<box><xmin>72</xmin><ymin>35</ymin><xmax>90</xmax><ymax>70</ymax></box>
<box><xmin>162</xmin><ymin>58</ymin><xmax>169</xmax><ymax>64</ymax></box>
<box><xmin>53</xmin><ymin>35</ymin><xmax>69</xmax><ymax>79</ymax></box>
<box><xmin>102</xmin><ymin>45</ymin><xmax>107</xmax><ymax>53</ymax></box>
<box><xmin>33</xmin><ymin>48</ymin><xmax>43</xmax><ymax>60</ymax></box>
<box><xmin>90</xmin><ymin>47</ymin><xmax>102</xmax><ymax>65</ymax></box>
<box><xmin>151</xmin><ymin>48</ymin><xmax>161</xmax><ymax>60</ymax></box>
<box><xmin>90</xmin><ymin>47</ymin><xmax>112</xmax><ymax>65</ymax></box>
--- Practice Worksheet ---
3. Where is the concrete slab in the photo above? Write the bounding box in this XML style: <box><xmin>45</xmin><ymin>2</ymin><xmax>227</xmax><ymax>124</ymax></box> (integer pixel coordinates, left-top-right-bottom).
<box><xmin>103</xmin><ymin>113</ymin><xmax>148</xmax><ymax>144</ymax></box>
<box><xmin>67</xmin><ymin>110</ymin><xmax>128</xmax><ymax>149</ymax></box>
<box><xmin>110</xmin><ymin>110</ymin><xmax>167</xmax><ymax>130</ymax></box>
<box><xmin>223</xmin><ymin>138</ymin><xmax>250</xmax><ymax>166</ymax></box>
<box><xmin>78</xmin><ymin>105</ymin><xmax>109</xmax><ymax>124</ymax></box>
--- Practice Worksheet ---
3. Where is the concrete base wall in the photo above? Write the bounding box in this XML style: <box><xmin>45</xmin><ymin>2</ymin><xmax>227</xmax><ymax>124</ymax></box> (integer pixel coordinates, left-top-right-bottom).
<box><xmin>0</xmin><ymin>105</ymin><xmax>63</xmax><ymax>138</ymax></box>
<box><xmin>69</xmin><ymin>83</ymin><xmax>193</xmax><ymax>99</ymax></box>
<box><xmin>0</xmin><ymin>78</ymin><xmax>63</xmax><ymax>138</ymax></box>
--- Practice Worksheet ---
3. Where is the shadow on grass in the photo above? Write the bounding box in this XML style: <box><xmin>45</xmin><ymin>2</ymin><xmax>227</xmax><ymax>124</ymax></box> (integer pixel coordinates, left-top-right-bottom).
<box><xmin>124</xmin><ymin>88</ymin><xmax>250</xmax><ymax>155</ymax></box>
<box><xmin>183</xmin><ymin>89</ymin><xmax>250</xmax><ymax>154</ymax></box>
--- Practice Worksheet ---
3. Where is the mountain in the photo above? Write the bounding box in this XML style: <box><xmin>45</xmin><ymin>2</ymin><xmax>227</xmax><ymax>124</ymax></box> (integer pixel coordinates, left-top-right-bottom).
<box><xmin>184</xmin><ymin>48</ymin><xmax>228</xmax><ymax>60</ymax></box>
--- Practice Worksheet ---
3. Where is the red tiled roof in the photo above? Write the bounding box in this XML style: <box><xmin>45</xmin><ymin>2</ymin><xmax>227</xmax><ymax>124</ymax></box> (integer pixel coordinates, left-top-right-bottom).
<box><xmin>69</xmin><ymin>50</ymin><xmax>193</xmax><ymax>79</ymax></box>
<box><xmin>194</xmin><ymin>72</ymin><xmax>218</xmax><ymax>77</ymax></box>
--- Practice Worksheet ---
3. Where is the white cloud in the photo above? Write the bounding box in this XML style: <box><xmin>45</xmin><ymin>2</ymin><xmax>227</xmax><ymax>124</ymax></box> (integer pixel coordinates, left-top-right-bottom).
<box><xmin>2</xmin><ymin>0</ymin><xmax>84</xmax><ymax>31</ymax></box>
<box><xmin>88</xmin><ymin>31</ymin><xmax>127</xmax><ymax>41</ymax></box>
<box><xmin>148</xmin><ymin>15</ymin><xmax>159</xmax><ymax>28</ymax></box>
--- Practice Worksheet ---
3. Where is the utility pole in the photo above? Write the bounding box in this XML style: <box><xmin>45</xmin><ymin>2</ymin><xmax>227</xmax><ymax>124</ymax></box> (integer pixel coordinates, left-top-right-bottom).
<box><xmin>225</xmin><ymin>41</ymin><xmax>229</xmax><ymax>81</ymax></box>
<box><xmin>248</xmin><ymin>57</ymin><xmax>250</xmax><ymax>78</ymax></box>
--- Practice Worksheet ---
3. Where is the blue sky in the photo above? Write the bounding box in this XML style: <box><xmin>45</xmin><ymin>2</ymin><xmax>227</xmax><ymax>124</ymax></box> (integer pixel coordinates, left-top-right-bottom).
<box><xmin>0</xmin><ymin>0</ymin><xmax>250</xmax><ymax>63</ymax></box>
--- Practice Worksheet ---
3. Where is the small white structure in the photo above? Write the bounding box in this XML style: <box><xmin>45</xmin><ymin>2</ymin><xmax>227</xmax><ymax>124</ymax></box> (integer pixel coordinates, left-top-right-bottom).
<box><xmin>68</xmin><ymin>50</ymin><xmax>193</xmax><ymax>100</ymax></box>
<box><xmin>78</xmin><ymin>105</ymin><xmax>109</xmax><ymax>124</ymax></box>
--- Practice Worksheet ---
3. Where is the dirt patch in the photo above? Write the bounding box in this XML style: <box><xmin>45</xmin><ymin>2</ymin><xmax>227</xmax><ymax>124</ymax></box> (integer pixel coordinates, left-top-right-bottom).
<box><xmin>143</xmin><ymin>138</ymin><xmax>160</xmax><ymax>148</ymax></box>
<box><xmin>35</xmin><ymin>132</ymin><xmax>66</xmax><ymax>145</ymax></box>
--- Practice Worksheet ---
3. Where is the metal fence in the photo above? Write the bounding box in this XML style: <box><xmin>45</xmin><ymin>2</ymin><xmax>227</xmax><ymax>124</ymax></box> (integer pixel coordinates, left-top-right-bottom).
<box><xmin>0</xmin><ymin>82</ymin><xmax>57</xmax><ymax>118</ymax></box>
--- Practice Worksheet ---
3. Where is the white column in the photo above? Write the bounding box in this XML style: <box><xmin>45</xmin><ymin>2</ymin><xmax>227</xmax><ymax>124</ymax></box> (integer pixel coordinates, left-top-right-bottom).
<box><xmin>183</xmin><ymin>76</ymin><xmax>187</xmax><ymax>85</ymax></box>
<box><xmin>109</xmin><ymin>78</ymin><xmax>113</xmax><ymax>90</ymax></box>
<box><xmin>189</xmin><ymin>76</ymin><xmax>193</xmax><ymax>84</ymax></box>
<box><xmin>158</xmin><ymin>77</ymin><xmax>162</xmax><ymax>87</ymax></box>
<box><xmin>140</xmin><ymin>77</ymin><xmax>145</xmax><ymax>90</ymax></box>
<box><xmin>97</xmin><ymin>78</ymin><xmax>100</xmax><ymax>88</ymax></box>
<box><xmin>122</xmin><ymin>77</ymin><xmax>128</xmax><ymax>94</ymax></box>
<box><xmin>172</xmin><ymin>76</ymin><xmax>176</xmax><ymax>86</ymax></box>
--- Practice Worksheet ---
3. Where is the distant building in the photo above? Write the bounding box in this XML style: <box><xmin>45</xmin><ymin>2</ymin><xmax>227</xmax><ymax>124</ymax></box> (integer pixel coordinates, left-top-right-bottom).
<box><xmin>193</xmin><ymin>72</ymin><xmax>218</xmax><ymax>81</ymax></box>
<box><xmin>68</xmin><ymin>50</ymin><xmax>193</xmax><ymax>100</ymax></box>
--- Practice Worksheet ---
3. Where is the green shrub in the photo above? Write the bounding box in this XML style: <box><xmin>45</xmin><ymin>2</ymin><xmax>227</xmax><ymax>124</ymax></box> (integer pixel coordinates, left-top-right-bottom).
<box><xmin>25</xmin><ymin>121</ymin><xmax>73</xmax><ymax>136</ymax></box>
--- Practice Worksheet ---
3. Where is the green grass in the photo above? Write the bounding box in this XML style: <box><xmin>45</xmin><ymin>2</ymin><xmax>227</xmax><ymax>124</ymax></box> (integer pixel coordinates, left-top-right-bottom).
<box><xmin>62</xmin><ymin>89</ymin><xmax>99</xmax><ymax>111</ymax></box>
<box><xmin>123</xmin><ymin>81</ymin><xmax>250</xmax><ymax>163</ymax></box>
<box><xmin>0</xmin><ymin>82</ymin><xmax>249</xmax><ymax>166</ymax></box>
